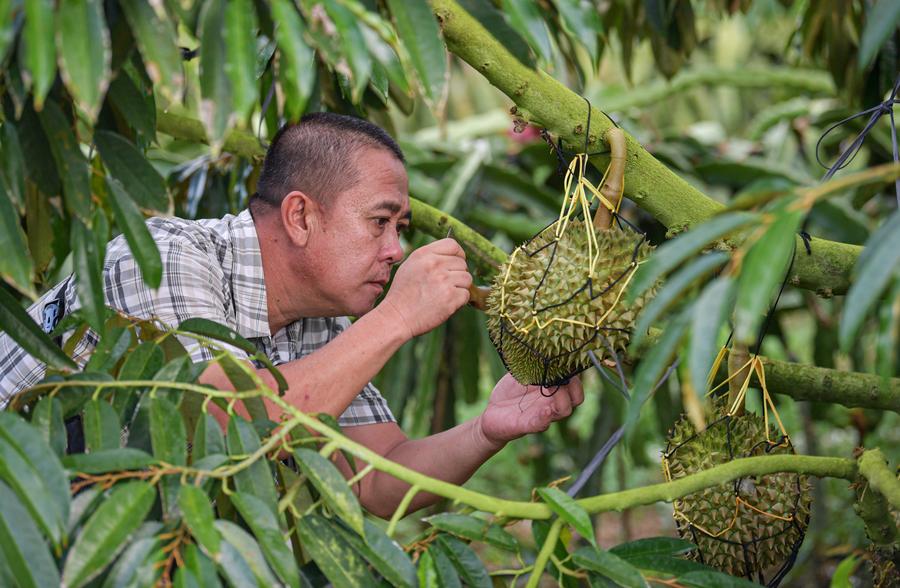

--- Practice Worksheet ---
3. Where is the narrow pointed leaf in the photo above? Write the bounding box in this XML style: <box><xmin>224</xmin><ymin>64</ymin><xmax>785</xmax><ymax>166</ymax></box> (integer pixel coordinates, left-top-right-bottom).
<box><xmin>435</xmin><ymin>535</ymin><xmax>491</xmax><ymax>588</ymax></box>
<box><xmin>0</xmin><ymin>286</ymin><xmax>75</xmax><ymax>369</ymax></box>
<box><xmin>107</xmin><ymin>71</ymin><xmax>156</xmax><ymax>139</ymax></box>
<box><xmin>632</xmin><ymin>251</ymin><xmax>729</xmax><ymax>348</ymax></box>
<box><xmin>425</xmin><ymin>512</ymin><xmax>519</xmax><ymax>551</ymax></box>
<box><xmin>536</xmin><ymin>487</ymin><xmax>596</xmax><ymax>547</ymax></box>
<box><xmin>572</xmin><ymin>546</ymin><xmax>648</xmax><ymax>588</ymax></box>
<box><xmin>179</xmin><ymin>485</ymin><xmax>222</xmax><ymax>558</ymax></box>
<box><xmin>32</xmin><ymin>396</ymin><xmax>67</xmax><ymax>457</ymax></box>
<box><xmin>0</xmin><ymin>175</ymin><xmax>33</xmax><ymax>292</ymax></box>
<box><xmin>417</xmin><ymin>549</ymin><xmax>439</xmax><ymax>586</ymax></box>
<box><xmin>231</xmin><ymin>492</ymin><xmax>299</xmax><ymax>588</ymax></box>
<box><xmin>270</xmin><ymin>0</ymin><xmax>314</xmax><ymax>120</ymax></box>
<box><xmin>106</xmin><ymin>176</ymin><xmax>162</xmax><ymax>288</ymax></box>
<box><xmin>386</xmin><ymin>0</ymin><xmax>447</xmax><ymax>106</ymax></box>
<box><xmin>181</xmin><ymin>544</ymin><xmax>223</xmax><ymax>588</ymax></box>
<box><xmin>501</xmin><ymin>0</ymin><xmax>553</xmax><ymax>61</ymax></box>
<box><xmin>193</xmin><ymin>411</ymin><xmax>226</xmax><ymax>459</ymax></box>
<box><xmin>57</xmin><ymin>0</ymin><xmax>110</xmax><ymax>120</ymax></box>
<box><xmin>293</xmin><ymin>447</ymin><xmax>364</xmax><ymax>535</ymax></box>
<box><xmin>62</xmin><ymin>448</ymin><xmax>156</xmax><ymax>474</ymax></box>
<box><xmin>198</xmin><ymin>0</ymin><xmax>232</xmax><ymax>150</ymax></box>
<box><xmin>178</xmin><ymin>317</ymin><xmax>258</xmax><ymax>355</ymax></box>
<box><xmin>629</xmin><ymin>212</ymin><xmax>757</xmax><ymax>302</ymax></box>
<box><xmin>0</xmin><ymin>122</ymin><xmax>26</xmax><ymax>212</ymax></box>
<box><xmin>23</xmin><ymin>0</ymin><xmax>56</xmax><ymax>107</ymax></box>
<box><xmin>102</xmin><ymin>536</ymin><xmax>164</xmax><ymax>588</ymax></box>
<box><xmin>734</xmin><ymin>209</ymin><xmax>804</xmax><ymax>344</ymax></box>
<box><xmin>296</xmin><ymin>514</ymin><xmax>376</xmax><ymax>588</ymax></box>
<box><xmin>224</xmin><ymin>0</ymin><xmax>259</xmax><ymax>121</ymax></box>
<box><xmin>0</xmin><ymin>0</ymin><xmax>18</xmax><ymax>63</ymax></box>
<box><xmin>0</xmin><ymin>481</ymin><xmax>60</xmax><ymax>588</ymax></box>
<box><xmin>429</xmin><ymin>543</ymin><xmax>462</xmax><ymax>588</ymax></box>
<box><xmin>609</xmin><ymin>537</ymin><xmax>696</xmax><ymax>560</ymax></box>
<box><xmin>118</xmin><ymin>340</ymin><xmax>165</xmax><ymax>380</ymax></box>
<box><xmin>334</xmin><ymin>518</ymin><xmax>417</xmax><ymax>588</ymax></box>
<box><xmin>117</xmin><ymin>0</ymin><xmax>183</xmax><ymax>100</ymax></box>
<box><xmin>83</xmin><ymin>398</ymin><xmax>121</xmax><ymax>452</ymax></box>
<box><xmin>226</xmin><ymin>416</ymin><xmax>279</xmax><ymax>513</ymax></box>
<box><xmin>94</xmin><ymin>130</ymin><xmax>169</xmax><ymax>213</ymax></box>
<box><xmin>61</xmin><ymin>481</ymin><xmax>156</xmax><ymax>588</ymax></box>
<box><xmin>678</xmin><ymin>570</ymin><xmax>759</xmax><ymax>587</ymax></box>
<box><xmin>215</xmin><ymin>520</ymin><xmax>280</xmax><ymax>586</ymax></box>
<box><xmin>839</xmin><ymin>209</ymin><xmax>900</xmax><ymax>350</ymax></box>
<box><xmin>321</xmin><ymin>0</ymin><xmax>371</xmax><ymax>102</ymax></box>
<box><xmin>688</xmin><ymin>277</ymin><xmax>734</xmax><ymax>398</ymax></box>
<box><xmin>71</xmin><ymin>216</ymin><xmax>107</xmax><ymax>332</ymax></box>
<box><xmin>39</xmin><ymin>100</ymin><xmax>91</xmax><ymax>221</ymax></box>
<box><xmin>859</xmin><ymin>0</ymin><xmax>900</xmax><ymax>68</ymax></box>
<box><xmin>150</xmin><ymin>395</ymin><xmax>186</xmax><ymax>518</ymax></box>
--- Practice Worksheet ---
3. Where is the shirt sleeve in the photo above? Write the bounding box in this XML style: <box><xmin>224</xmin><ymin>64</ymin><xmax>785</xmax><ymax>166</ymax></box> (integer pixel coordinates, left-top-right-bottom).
<box><xmin>103</xmin><ymin>241</ymin><xmax>250</xmax><ymax>363</ymax></box>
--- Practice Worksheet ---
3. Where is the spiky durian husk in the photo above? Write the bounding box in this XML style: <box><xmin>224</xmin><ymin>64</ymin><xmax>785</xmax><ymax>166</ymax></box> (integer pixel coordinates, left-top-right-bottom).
<box><xmin>664</xmin><ymin>400</ymin><xmax>812</xmax><ymax>578</ymax></box>
<box><xmin>486</xmin><ymin>223</ymin><xmax>653</xmax><ymax>386</ymax></box>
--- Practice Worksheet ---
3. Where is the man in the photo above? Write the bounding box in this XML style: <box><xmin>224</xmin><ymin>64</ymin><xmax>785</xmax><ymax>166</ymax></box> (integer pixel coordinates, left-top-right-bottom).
<box><xmin>0</xmin><ymin>113</ymin><xmax>583</xmax><ymax>518</ymax></box>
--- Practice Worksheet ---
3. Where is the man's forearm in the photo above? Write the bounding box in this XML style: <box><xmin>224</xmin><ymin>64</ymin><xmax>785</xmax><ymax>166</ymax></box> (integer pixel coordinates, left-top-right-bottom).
<box><xmin>357</xmin><ymin>417</ymin><xmax>505</xmax><ymax>519</ymax></box>
<box><xmin>202</xmin><ymin>304</ymin><xmax>408</xmax><ymax>425</ymax></box>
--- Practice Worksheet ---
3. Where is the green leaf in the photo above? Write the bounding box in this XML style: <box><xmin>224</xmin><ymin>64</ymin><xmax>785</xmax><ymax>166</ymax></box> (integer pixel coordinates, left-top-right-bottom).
<box><xmin>0</xmin><ymin>481</ymin><xmax>61</xmax><ymax>588</ymax></box>
<box><xmin>17</xmin><ymin>104</ymin><xmax>60</xmax><ymax>196</ymax></box>
<box><xmin>193</xmin><ymin>411</ymin><xmax>226</xmax><ymax>459</ymax></box>
<box><xmin>231</xmin><ymin>492</ymin><xmax>300</xmax><ymax>588</ymax></box>
<box><xmin>0</xmin><ymin>411</ymin><xmax>69</xmax><ymax>548</ymax></box>
<box><xmin>572</xmin><ymin>546</ymin><xmax>648</xmax><ymax>588</ymax></box>
<box><xmin>198</xmin><ymin>0</ymin><xmax>232</xmax><ymax>150</ymax></box>
<box><xmin>428</xmin><ymin>543</ymin><xmax>462</xmax><ymax>588</ymax></box>
<box><xmin>181</xmin><ymin>543</ymin><xmax>222</xmax><ymax>588</ymax></box>
<box><xmin>425</xmin><ymin>513</ymin><xmax>519</xmax><ymax>551</ymax></box>
<box><xmin>84</xmin><ymin>322</ymin><xmax>131</xmax><ymax>373</ymax></box>
<box><xmin>106</xmin><ymin>176</ymin><xmax>162</xmax><ymax>288</ymax></box>
<box><xmin>119</xmin><ymin>340</ymin><xmax>165</xmax><ymax>380</ymax></box>
<box><xmin>536</xmin><ymin>487</ymin><xmax>596</xmax><ymax>547</ymax></box>
<box><xmin>178</xmin><ymin>317</ymin><xmax>258</xmax><ymax>355</ymax></box>
<box><xmin>553</xmin><ymin>0</ymin><xmax>602</xmax><ymax>65</ymax></box>
<box><xmin>57</xmin><ymin>0</ymin><xmax>110</xmax><ymax>120</ymax></box>
<box><xmin>292</xmin><ymin>447</ymin><xmax>364</xmax><ymax>535</ymax></box>
<box><xmin>32</xmin><ymin>395</ymin><xmax>67</xmax><ymax>457</ymax></box>
<box><xmin>321</xmin><ymin>0</ymin><xmax>372</xmax><ymax>102</ymax></box>
<box><xmin>435</xmin><ymin>535</ymin><xmax>491</xmax><ymax>588</ymax></box>
<box><xmin>829</xmin><ymin>553</ymin><xmax>858</xmax><ymax>588</ymax></box>
<box><xmin>677</xmin><ymin>570</ymin><xmax>759</xmax><ymax>588</ymax></box>
<box><xmin>0</xmin><ymin>0</ymin><xmax>18</xmax><ymax>64</ymax></box>
<box><xmin>150</xmin><ymin>395</ymin><xmax>186</xmax><ymax>518</ymax></box>
<box><xmin>333</xmin><ymin>518</ymin><xmax>417</xmax><ymax>588</ymax></box>
<box><xmin>22</xmin><ymin>0</ymin><xmax>56</xmax><ymax>108</ymax></box>
<box><xmin>0</xmin><ymin>286</ymin><xmax>76</xmax><ymax>370</ymax></box>
<box><xmin>416</xmin><ymin>549</ymin><xmax>439</xmax><ymax>587</ymax></box>
<box><xmin>270</xmin><ymin>0</ymin><xmax>315</xmax><ymax>120</ymax></box>
<box><xmin>632</xmin><ymin>252</ymin><xmax>729</xmax><ymax>348</ymax></box>
<box><xmin>0</xmin><ymin>122</ymin><xmax>26</xmax><ymax>212</ymax></box>
<box><xmin>107</xmin><ymin>71</ymin><xmax>156</xmax><ymax>139</ymax></box>
<box><xmin>224</xmin><ymin>0</ymin><xmax>259</xmax><ymax>121</ymax></box>
<box><xmin>38</xmin><ymin>99</ymin><xmax>92</xmax><ymax>221</ymax></box>
<box><xmin>67</xmin><ymin>487</ymin><xmax>103</xmax><ymax>535</ymax></box>
<box><xmin>83</xmin><ymin>398</ymin><xmax>121</xmax><ymax>452</ymax></box>
<box><xmin>0</xmin><ymin>173</ymin><xmax>33</xmax><ymax>293</ymax></box>
<box><xmin>226</xmin><ymin>416</ymin><xmax>279</xmax><ymax>513</ymax></box>
<box><xmin>620</xmin><ymin>555</ymin><xmax>705</xmax><ymax>576</ymax></box>
<box><xmin>839</xmin><ymin>209</ymin><xmax>900</xmax><ymax>350</ymax></box>
<box><xmin>875</xmin><ymin>277</ymin><xmax>900</xmax><ymax>380</ymax></box>
<box><xmin>859</xmin><ymin>0</ymin><xmax>900</xmax><ymax>68</ymax></box>
<box><xmin>62</xmin><ymin>448</ymin><xmax>156</xmax><ymax>474</ymax></box>
<box><xmin>625</xmin><ymin>304</ymin><xmax>692</xmax><ymax>434</ymax></box>
<box><xmin>688</xmin><ymin>277</ymin><xmax>734</xmax><ymax>399</ymax></box>
<box><xmin>386</xmin><ymin>0</ymin><xmax>447</xmax><ymax>108</ymax></box>
<box><xmin>628</xmin><ymin>212</ymin><xmax>758</xmax><ymax>303</ymax></box>
<box><xmin>296</xmin><ymin>514</ymin><xmax>376</xmax><ymax>588</ymax></box>
<box><xmin>62</xmin><ymin>481</ymin><xmax>156</xmax><ymax>588</ymax></box>
<box><xmin>179</xmin><ymin>485</ymin><xmax>222</xmax><ymax>558</ymax></box>
<box><xmin>215</xmin><ymin>519</ymin><xmax>280</xmax><ymax>586</ymax></box>
<box><xmin>94</xmin><ymin>130</ymin><xmax>170</xmax><ymax>213</ymax></box>
<box><xmin>71</xmin><ymin>215</ymin><xmax>108</xmax><ymax>332</ymax></box>
<box><xmin>501</xmin><ymin>0</ymin><xmax>552</xmax><ymax>61</ymax></box>
<box><xmin>117</xmin><ymin>0</ymin><xmax>183</xmax><ymax>100</ymax></box>
<box><xmin>102</xmin><ymin>536</ymin><xmax>164</xmax><ymax>588</ymax></box>
<box><xmin>609</xmin><ymin>537</ymin><xmax>695</xmax><ymax>560</ymax></box>
<box><xmin>456</xmin><ymin>0</ymin><xmax>536</xmax><ymax>67</ymax></box>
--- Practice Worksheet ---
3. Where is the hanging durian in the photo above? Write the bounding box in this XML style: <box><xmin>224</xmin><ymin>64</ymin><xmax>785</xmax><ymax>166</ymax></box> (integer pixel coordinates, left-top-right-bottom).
<box><xmin>664</xmin><ymin>393</ymin><xmax>811</xmax><ymax>579</ymax></box>
<box><xmin>484</xmin><ymin>128</ymin><xmax>654</xmax><ymax>386</ymax></box>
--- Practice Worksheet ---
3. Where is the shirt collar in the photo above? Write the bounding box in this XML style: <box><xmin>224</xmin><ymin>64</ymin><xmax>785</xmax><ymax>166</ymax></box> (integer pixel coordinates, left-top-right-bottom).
<box><xmin>227</xmin><ymin>209</ymin><xmax>271</xmax><ymax>339</ymax></box>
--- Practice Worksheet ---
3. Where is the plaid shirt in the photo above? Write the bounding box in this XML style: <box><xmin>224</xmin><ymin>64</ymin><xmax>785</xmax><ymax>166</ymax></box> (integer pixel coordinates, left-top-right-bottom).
<box><xmin>0</xmin><ymin>210</ymin><xmax>395</xmax><ymax>427</ymax></box>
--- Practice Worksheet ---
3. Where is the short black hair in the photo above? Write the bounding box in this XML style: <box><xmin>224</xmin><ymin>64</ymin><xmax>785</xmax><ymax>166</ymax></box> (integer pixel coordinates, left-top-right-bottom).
<box><xmin>250</xmin><ymin>112</ymin><xmax>405</xmax><ymax>214</ymax></box>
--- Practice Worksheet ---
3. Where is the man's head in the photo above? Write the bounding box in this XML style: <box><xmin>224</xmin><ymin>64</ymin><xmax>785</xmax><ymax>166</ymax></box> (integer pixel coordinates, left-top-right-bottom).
<box><xmin>251</xmin><ymin>113</ymin><xmax>412</xmax><ymax>322</ymax></box>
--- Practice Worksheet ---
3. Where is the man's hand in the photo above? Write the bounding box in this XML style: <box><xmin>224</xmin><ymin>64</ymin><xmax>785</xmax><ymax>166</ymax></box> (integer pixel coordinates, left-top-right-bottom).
<box><xmin>379</xmin><ymin>238</ymin><xmax>472</xmax><ymax>338</ymax></box>
<box><xmin>476</xmin><ymin>374</ymin><xmax>584</xmax><ymax>448</ymax></box>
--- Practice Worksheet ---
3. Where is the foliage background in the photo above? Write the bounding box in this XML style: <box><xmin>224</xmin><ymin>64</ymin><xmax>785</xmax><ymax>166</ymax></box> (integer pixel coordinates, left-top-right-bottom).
<box><xmin>0</xmin><ymin>0</ymin><xmax>898</xmax><ymax>587</ymax></box>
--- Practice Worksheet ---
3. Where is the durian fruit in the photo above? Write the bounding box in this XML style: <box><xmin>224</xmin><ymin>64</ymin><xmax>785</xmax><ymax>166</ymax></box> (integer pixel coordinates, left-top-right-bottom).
<box><xmin>486</xmin><ymin>222</ymin><xmax>654</xmax><ymax>386</ymax></box>
<box><xmin>664</xmin><ymin>397</ymin><xmax>812</xmax><ymax>578</ymax></box>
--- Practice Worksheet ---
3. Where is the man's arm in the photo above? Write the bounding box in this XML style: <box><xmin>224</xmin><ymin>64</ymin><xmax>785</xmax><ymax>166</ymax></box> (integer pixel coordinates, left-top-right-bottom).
<box><xmin>336</xmin><ymin>375</ymin><xmax>584</xmax><ymax>518</ymax></box>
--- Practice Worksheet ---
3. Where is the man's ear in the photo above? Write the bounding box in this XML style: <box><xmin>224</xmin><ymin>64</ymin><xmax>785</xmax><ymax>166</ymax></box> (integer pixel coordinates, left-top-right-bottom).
<box><xmin>280</xmin><ymin>191</ymin><xmax>319</xmax><ymax>247</ymax></box>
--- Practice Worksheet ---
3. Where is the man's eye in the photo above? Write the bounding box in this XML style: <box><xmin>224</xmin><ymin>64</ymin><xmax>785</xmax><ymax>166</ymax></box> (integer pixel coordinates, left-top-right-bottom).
<box><xmin>374</xmin><ymin>218</ymin><xmax>390</xmax><ymax>228</ymax></box>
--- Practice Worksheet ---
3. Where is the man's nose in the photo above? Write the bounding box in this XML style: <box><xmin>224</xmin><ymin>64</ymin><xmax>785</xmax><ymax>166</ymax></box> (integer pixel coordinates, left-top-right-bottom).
<box><xmin>383</xmin><ymin>232</ymin><xmax>405</xmax><ymax>264</ymax></box>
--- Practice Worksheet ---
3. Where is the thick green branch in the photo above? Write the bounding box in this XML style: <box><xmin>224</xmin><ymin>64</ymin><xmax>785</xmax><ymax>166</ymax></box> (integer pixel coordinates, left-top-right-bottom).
<box><xmin>859</xmin><ymin>449</ymin><xmax>900</xmax><ymax>511</ymax></box>
<box><xmin>431</xmin><ymin>0</ymin><xmax>862</xmax><ymax>296</ymax></box>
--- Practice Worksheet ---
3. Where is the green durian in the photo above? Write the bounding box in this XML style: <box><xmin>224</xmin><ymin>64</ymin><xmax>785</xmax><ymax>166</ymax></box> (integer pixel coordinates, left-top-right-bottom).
<box><xmin>486</xmin><ymin>222</ymin><xmax>653</xmax><ymax>386</ymax></box>
<box><xmin>664</xmin><ymin>398</ymin><xmax>812</xmax><ymax>578</ymax></box>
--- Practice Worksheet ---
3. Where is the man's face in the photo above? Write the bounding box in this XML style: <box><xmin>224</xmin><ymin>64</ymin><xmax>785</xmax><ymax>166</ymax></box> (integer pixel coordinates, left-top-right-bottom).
<box><xmin>305</xmin><ymin>147</ymin><xmax>410</xmax><ymax>316</ymax></box>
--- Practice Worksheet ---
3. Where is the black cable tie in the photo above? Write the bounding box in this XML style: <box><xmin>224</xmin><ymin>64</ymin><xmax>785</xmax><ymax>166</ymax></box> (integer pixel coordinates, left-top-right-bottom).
<box><xmin>799</xmin><ymin>231</ymin><xmax>812</xmax><ymax>255</ymax></box>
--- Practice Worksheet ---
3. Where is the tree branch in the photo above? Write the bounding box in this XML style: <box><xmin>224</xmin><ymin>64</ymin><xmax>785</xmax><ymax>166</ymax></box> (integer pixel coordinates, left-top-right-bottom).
<box><xmin>431</xmin><ymin>0</ymin><xmax>869</xmax><ymax>296</ymax></box>
<box><xmin>859</xmin><ymin>449</ymin><xmax>900</xmax><ymax>511</ymax></box>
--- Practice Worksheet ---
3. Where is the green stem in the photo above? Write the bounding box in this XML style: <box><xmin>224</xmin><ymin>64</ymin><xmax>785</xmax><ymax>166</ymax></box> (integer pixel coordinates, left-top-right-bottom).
<box><xmin>526</xmin><ymin>518</ymin><xmax>563</xmax><ymax>588</ymax></box>
<box><xmin>859</xmin><ymin>449</ymin><xmax>900</xmax><ymax>511</ymax></box>
<box><xmin>386</xmin><ymin>484</ymin><xmax>420</xmax><ymax>537</ymax></box>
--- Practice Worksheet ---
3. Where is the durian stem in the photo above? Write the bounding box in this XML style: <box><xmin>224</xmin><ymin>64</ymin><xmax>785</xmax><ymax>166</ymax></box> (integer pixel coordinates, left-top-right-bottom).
<box><xmin>468</xmin><ymin>285</ymin><xmax>490</xmax><ymax>311</ymax></box>
<box><xmin>526</xmin><ymin>518</ymin><xmax>563</xmax><ymax>588</ymax></box>
<box><xmin>858</xmin><ymin>449</ymin><xmax>900</xmax><ymax>512</ymax></box>
<box><xmin>854</xmin><ymin>473</ymin><xmax>898</xmax><ymax>545</ymax></box>
<box><xmin>593</xmin><ymin>127</ymin><xmax>626</xmax><ymax>230</ymax></box>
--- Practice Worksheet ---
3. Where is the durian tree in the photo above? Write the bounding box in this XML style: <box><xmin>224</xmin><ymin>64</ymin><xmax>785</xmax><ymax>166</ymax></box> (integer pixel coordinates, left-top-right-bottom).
<box><xmin>0</xmin><ymin>0</ymin><xmax>898</xmax><ymax>586</ymax></box>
